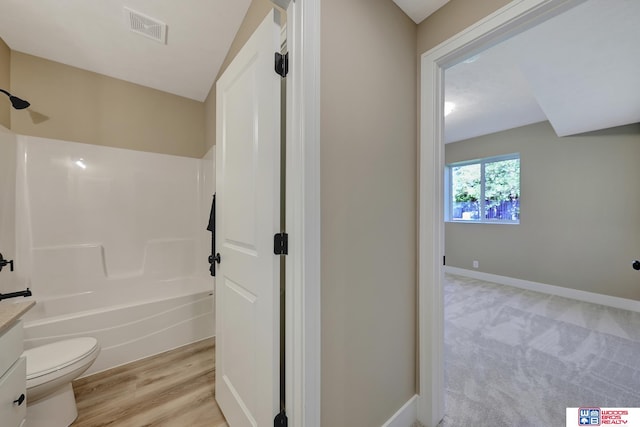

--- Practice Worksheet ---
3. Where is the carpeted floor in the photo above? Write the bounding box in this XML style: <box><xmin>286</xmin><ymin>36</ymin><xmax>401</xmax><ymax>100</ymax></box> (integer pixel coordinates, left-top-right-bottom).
<box><xmin>441</xmin><ymin>274</ymin><xmax>640</xmax><ymax>427</ymax></box>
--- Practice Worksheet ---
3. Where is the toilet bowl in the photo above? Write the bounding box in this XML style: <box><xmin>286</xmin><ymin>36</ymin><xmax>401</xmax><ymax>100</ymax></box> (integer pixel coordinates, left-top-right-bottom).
<box><xmin>23</xmin><ymin>337</ymin><xmax>100</xmax><ymax>427</ymax></box>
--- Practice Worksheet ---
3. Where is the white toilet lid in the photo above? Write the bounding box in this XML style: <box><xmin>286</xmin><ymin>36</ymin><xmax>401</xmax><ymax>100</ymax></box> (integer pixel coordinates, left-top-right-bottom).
<box><xmin>24</xmin><ymin>337</ymin><xmax>99</xmax><ymax>379</ymax></box>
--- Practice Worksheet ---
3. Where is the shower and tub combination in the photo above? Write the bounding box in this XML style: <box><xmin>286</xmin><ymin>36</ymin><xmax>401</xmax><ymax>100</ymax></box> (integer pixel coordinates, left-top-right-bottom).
<box><xmin>21</xmin><ymin>272</ymin><xmax>214</xmax><ymax>377</ymax></box>
<box><xmin>3</xmin><ymin>134</ymin><xmax>216</xmax><ymax>377</ymax></box>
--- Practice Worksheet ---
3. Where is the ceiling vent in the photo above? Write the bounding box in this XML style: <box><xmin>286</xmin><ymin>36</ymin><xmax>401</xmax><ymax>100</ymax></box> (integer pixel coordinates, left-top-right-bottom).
<box><xmin>124</xmin><ymin>7</ymin><xmax>167</xmax><ymax>44</ymax></box>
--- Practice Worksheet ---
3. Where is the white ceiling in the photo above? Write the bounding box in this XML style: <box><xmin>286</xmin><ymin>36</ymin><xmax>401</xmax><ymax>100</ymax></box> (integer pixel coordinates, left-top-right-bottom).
<box><xmin>0</xmin><ymin>0</ymin><xmax>252</xmax><ymax>101</ymax></box>
<box><xmin>391</xmin><ymin>0</ymin><xmax>450</xmax><ymax>24</ymax></box>
<box><xmin>444</xmin><ymin>0</ymin><xmax>640</xmax><ymax>143</ymax></box>
<box><xmin>0</xmin><ymin>0</ymin><xmax>450</xmax><ymax>103</ymax></box>
<box><xmin>1</xmin><ymin>0</ymin><xmax>637</xmax><ymax>135</ymax></box>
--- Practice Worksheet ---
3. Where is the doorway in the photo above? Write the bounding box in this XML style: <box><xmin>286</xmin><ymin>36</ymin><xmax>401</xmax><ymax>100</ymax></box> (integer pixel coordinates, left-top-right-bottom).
<box><xmin>416</xmin><ymin>0</ymin><xmax>640</xmax><ymax>424</ymax></box>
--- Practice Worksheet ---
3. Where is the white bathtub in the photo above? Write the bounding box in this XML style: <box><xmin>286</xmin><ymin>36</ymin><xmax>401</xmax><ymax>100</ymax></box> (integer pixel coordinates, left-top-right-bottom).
<box><xmin>20</xmin><ymin>277</ymin><xmax>215</xmax><ymax>377</ymax></box>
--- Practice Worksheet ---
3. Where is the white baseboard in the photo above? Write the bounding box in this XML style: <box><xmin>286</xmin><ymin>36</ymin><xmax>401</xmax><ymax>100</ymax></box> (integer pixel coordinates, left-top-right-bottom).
<box><xmin>444</xmin><ymin>266</ymin><xmax>640</xmax><ymax>313</ymax></box>
<box><xmin>381</xmin><ymin>395</ymin><xmax>418</xmax><ymax>427</ymax></box>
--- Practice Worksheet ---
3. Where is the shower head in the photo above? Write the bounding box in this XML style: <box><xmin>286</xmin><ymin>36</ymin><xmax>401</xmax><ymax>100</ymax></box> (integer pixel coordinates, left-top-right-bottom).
<box><xmin>0</xmin><ymin>88</ymin><xmax>30</xmax><ymax>110</ymax></box>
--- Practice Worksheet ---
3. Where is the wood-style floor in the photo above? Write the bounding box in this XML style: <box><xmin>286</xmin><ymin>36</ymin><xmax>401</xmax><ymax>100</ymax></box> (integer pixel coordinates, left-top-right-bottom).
<box><xmin>71</xmin><ymin>338</ymin><xmax>228</xmax><ymax>427</ymax></box>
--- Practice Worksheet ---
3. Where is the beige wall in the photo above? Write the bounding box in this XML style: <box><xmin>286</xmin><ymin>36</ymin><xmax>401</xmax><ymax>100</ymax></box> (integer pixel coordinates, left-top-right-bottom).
<box><xmin>416</xmin><ymin>0</ymin><xmax>511</xmax><ymax>54</ymax></box>
<box><xmin>0</xmin><ymin>38</ymin><xmax>10</xmax><ymax>129</ymax></box>
<box><xmin>204</xmin><ymin>0</ymin><xmax>274</xmax><ymax>151</ymax></box>
<box><xmin>4</xmin><ymin>0</ymin><xmax>278</xmax><ymax>157</ymax></box>
<box><xmin>10</xmin><ymin>52</ymin><xmax>205</xmax><ymax>158</ymax></box>
<box><xmin>321</xmin><ymin>0</ymin><xmax>417</xmax><ymax>425</ymax></box>
<box><xmin>446</xmin><ymin>121</ymin><xmax>640</xmax><ymax>300</ymax></box>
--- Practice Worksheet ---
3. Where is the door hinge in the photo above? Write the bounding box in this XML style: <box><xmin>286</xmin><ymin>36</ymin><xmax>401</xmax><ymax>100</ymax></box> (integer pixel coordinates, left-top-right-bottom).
<box><xmin>274</xmin><ymin>232</ymin><xmax>288</xmax><ymax>255</ymax></box>
<box><xmin>274</xmin><ymin>410</ymin><xmax>288</xmax><ymax>427</ymax></box>
<box><xmin>275</xmin><ymin>52</ymin><xmax>289</xmax><ymax>78</ymax></box>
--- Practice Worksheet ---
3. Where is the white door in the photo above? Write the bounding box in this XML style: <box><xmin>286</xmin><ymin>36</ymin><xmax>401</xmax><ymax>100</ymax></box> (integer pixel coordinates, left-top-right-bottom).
<box><xmin>215</xmin><ymin>10</ymin><xmax>281</xmax><ymax>427</ymax></box>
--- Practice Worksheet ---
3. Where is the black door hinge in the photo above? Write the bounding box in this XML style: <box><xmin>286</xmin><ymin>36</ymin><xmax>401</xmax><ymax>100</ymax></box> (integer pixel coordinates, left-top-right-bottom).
<box><xmin>275</xmin><ymin>52</ymin><xmax>289</xmax><ymax>78</ymax></box>
<box><xmin>274</xmin><ymin>410</ymin><xmax>288</xmax><ymax>427</ymax></box>
<box><xmin>274</xmin><ymin>232</ymin><xmax>288</xmax><ymax>255</ymax></box>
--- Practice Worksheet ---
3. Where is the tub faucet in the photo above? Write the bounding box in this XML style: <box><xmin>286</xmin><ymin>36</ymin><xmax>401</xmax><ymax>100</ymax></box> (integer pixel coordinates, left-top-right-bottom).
<box><xmin>0</xmin><ymin>288</ymin><xmax>32</xmax><ymax>301</ymax></box>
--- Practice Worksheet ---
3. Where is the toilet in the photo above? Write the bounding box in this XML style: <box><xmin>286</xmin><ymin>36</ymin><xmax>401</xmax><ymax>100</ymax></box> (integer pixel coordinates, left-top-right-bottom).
<box><xmin>23</xmin><ymin>337</ymin><xmax>100</xmax><ymax>427</ymax></box>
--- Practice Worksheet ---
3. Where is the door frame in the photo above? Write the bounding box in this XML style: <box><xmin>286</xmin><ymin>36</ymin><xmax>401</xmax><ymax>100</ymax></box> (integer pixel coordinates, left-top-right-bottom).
<box><xmin>281</xmin><ymin>0</ymin><xmax>321</xmax><ymax>426</ymax></box>
<box><xmin>417</xmin><ymin>0</ymin><xmax>586</xmax><ymax>424</ymax></box>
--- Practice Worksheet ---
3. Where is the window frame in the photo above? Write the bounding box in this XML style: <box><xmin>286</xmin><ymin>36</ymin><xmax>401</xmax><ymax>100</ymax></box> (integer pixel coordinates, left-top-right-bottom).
<box><xmin>445</xmin><ymin>152</ymin><xmax>520</xmax><ymax>224</ymax></box>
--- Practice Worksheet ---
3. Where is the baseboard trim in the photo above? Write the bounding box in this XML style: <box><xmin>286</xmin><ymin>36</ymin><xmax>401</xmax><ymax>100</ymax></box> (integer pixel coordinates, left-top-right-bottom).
<box><xmin>381</xmin><ymin>394</ymin><xmax>418</xmax><ymax>427</ymax></box>
<box><xmin>444</xmin><ymin>266</ymin><xmax>640</xmax><ymax>313</ymax></box>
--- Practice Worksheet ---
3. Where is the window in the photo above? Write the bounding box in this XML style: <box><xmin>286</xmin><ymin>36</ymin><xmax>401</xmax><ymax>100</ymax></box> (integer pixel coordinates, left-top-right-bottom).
<box><xmin>446</xmin><ymin>154</ymin><xmax>520</xmax><ymax>223</ymax></box>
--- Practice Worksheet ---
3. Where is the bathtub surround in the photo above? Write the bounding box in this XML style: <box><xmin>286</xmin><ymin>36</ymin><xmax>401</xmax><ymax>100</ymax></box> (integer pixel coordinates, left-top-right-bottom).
<box><xmin>442</xmin><ymin>274</ymin><xmax>640</xmax><ymax>426</ymax></box>
<box><xmin>12</xmin><ymin>134</ymin><xmax>215</xmax><ymax>375</ymax></box>
<box><xmin>0</xmin><ymin>38</ymin><xmax>9</xmax><ymax>129</ymax></box>
<box><xmin>17</xmin><ymin>136</ymin><xmax>200</xmax><ymax>286</ymax></box>
<box><xmin>0</xmin><ymin>126</ymin><xmax>20</xmax><ymax>294</ymax></box>
<box><xmin>16</xmin><ymin>135</ymin><xmax>207</xmax><ymax>292</ymax></box>
<box><xmin>22</xmin><ymin>281</ymin><xmax>213</xmax><ymax>377</ymax></box>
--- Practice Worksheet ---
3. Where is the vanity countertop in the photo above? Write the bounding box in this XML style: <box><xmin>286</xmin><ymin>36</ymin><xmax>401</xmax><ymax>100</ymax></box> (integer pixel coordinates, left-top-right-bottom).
<box><xmin>0</xmin><ymin>301</ymin><xmax>35</xmax><ymax>334</ymax></box>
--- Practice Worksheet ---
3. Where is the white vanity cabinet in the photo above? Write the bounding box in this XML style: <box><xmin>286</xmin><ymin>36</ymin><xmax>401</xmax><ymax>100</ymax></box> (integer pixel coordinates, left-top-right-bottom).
<box><xmin>0</xmin><ymin>303</ymin><xmax>33</xmax><ymax>427</ymax></box>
